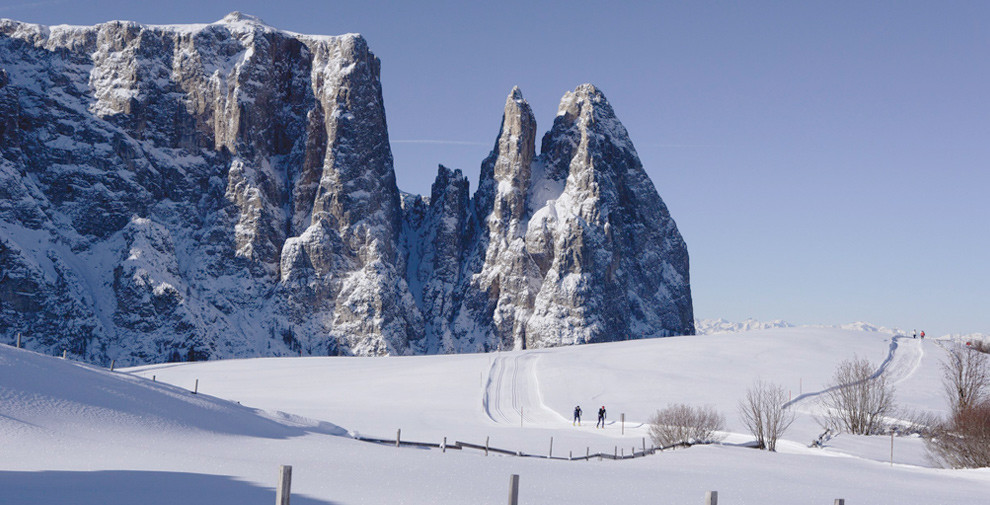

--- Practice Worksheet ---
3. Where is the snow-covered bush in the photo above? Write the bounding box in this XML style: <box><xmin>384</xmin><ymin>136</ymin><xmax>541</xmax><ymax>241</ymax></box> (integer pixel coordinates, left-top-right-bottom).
<box><xmin>820</xmin><ymin>357</ymin><xmax>895</xmax><ymax>435</ymax></box>
<box><xmin>738</xmin><ymin>379</ymin><xmax>794</xmax><ymax>451</ymax></box>
<box><xmin>648</xmin><ymin>404</ymin><xmax>725</xmax><ymax>447</ymax></box>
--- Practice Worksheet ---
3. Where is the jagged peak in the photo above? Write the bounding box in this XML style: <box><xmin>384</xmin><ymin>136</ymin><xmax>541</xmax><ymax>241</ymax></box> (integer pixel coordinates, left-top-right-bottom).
<box><xmin>556</xmin><ymin>83</ymin><xmax>609</xmax><ymax>117</ymax></box>
<box><xmin>217</xmin><ymin>12</ymin><xmax>270</xmax><ymax>26</ymax></box>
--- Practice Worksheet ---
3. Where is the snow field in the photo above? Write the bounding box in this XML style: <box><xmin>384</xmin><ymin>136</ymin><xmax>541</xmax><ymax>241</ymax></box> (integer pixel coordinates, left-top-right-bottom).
<box><xmin>1</xmin><ymin>327</ymin><xmax>987</xmax><ymax>504</ymax></box>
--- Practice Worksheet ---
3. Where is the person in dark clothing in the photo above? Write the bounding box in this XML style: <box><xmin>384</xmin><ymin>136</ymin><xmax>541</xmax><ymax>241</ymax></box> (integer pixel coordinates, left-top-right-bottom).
<box><xmin>596</xmin><ymin>406</ymin><xmax>606</xmax><ymax>428</ymax></box>
<box><xmin>573</xmin><ymin>405</ymin><xmax>582</xmax><ymax>426</ymax></box>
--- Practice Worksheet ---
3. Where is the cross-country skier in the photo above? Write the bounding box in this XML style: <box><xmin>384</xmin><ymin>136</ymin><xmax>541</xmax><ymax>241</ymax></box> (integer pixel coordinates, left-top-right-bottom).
<box><xmin>573</xmin><ymin>405</ymin><xmax>582</xmax><ymax>426</ymax></box>
<box><xmin>596</xmin><ymin>406</ymin><xmax>607</xmax><ymax>428</ymax></box>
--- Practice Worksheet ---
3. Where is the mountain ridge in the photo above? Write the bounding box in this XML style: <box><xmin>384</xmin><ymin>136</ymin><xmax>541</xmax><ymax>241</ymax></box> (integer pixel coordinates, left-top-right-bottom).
<box><xmin>0</xmin><ymin>13</ymin><xmax>693</xmax><ymax>365</ymax></box>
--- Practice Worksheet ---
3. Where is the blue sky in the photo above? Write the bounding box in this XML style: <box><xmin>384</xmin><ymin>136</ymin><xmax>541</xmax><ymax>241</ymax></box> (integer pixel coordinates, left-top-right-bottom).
<box><xmin>3</xmin><ymin>1</ymin><xmax>988</xmax><ymax>335</ymax></box>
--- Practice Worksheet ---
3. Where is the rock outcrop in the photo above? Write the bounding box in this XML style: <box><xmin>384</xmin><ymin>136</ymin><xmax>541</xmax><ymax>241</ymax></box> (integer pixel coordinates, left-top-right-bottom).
<box><xmin>0</xmin><ymin>13</ymin><xmax>692</xmax><ymax>365</ymax></box>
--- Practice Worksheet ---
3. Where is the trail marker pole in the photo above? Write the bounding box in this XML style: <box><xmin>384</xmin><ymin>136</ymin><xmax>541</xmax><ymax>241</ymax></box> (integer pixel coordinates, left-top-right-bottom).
<box><xmin>705</xmin><ymin>490</ymin><xmax>718</xmax><ymax>505</ymax></box>
<box><xmin>16</xmin><ymin>333</ymin><xmax>21</xmax><ymax>348</ymax></box>
<box><xmin>621</xmin><ymin>413</ymin><xmax>625</xmax><ymax>435</ymax></box>
<box><xmin>549</xmin><ymin>437</ymin><xmax>553</xmax><ymax>458</ymax></box>
<box><xmin>508</xmin><ymin>474</ymin><xmax>519</xmax><ymax>505</ymax></box>
<box><xmin>193</xmin><ymin>379</ymin><xmax>198</xmax><ymax>394</ymax></box>
<box><xmin>396</xmin><ymin>429</ymin><xmax>401</xmax><ymax>448</ymax></box>
<box><xmin>890</xmin><ymin>431</ymin><xmax>894</xmax><ymax>466</ymax></box>
<box><xmin>642</xmin><ymin>437</ymin><xmax>646</xmax><ymax>454</ymax></box>
<box><xmin>276</xmin><ymin>465</ymin><xmax>291</xmax><ymax>505</ymax></box>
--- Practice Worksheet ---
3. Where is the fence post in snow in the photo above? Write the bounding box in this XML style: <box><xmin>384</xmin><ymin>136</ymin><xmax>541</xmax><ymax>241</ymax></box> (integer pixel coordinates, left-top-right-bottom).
<box><xmin>834</xmin><ymin>500</ymin><xmax>844</xmax><ymax>505</ymax></box>
<box><xmin>276</xmin><ymin>465</ymin><xmax>291</xmax><ymax>505</ymax></box>
<box><xmin>442</xmin><ymin>436</ymin><xmax>446</xmax><ymax>453</ymax></box>
<box><xmin>508</xmin><ymin>474</ymin><xmax>519</xmax><ymax>505</ymax></box>
<box><xmin>16</xmin><ymin>333</ymin><xmax>21</xmax><ymax>348</ymax></box>
<box><xmin>549</xmin><ymin>437</ymin><xmax>553</xmax><ymax>458</ymax></box>
<box><xmin>621</xmin><ymin>413</ymin><xmax>625</xmax><ymax>435</ymax></box>
<box><xmin>614</xmin><ymin>446</ymin><xmax>617</xmax><ymax>459</ymax></box>
<box><xmin>193</xmin><ymin>379</ymin><xmax>198</xmax><ymax>395</ymax></box>
<box><xmin>62</xmin><ymin>350</ymin><xmax>66</xmax><ymax>359</ymax></box>
<box><xmin>569</xmin><ymin>450</ymin><xmax>572</xmax><ymax>460</ymax></box>
<box><xmin>485</xmin><ymin>436</ymin><xmax>490</xmax><ymax>456</ymax></box>
<box><xmin>110</xmin><ymin>359</ymin><xmax>115</xmax><ymax>371</ymax></box>
<box><xmin>396</xmin><ymin>429</ymin><xmax>401</xmax><ymax>448</ymax></box>
<box><xmin>705</xmin><ymin>490</ymin><xmax>718</xmax><ymax>505</ymax></box>
<box><xmin>642</xmin><ymin>437</ymin><xmax>646</xmax><ymax>454</ymax></box>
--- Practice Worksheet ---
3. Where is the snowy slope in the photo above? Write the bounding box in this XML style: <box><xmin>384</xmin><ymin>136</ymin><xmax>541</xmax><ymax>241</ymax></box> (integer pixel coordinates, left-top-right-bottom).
<box><xmin>2</xmin><ymin>327</ymin><xmax>988</xmax><ymax>504</ymax></box>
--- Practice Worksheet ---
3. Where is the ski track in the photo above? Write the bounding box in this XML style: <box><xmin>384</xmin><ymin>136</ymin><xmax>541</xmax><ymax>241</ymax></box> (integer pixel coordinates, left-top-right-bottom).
<box><xmin>483</xmin><ymin>351</ymin><xmax>562</xmax><ymax>425</ymax></box>
<box><xmin>784</xmin><ymin>335</ymin><xmax>921</xmax><ymax>410</ymax></box>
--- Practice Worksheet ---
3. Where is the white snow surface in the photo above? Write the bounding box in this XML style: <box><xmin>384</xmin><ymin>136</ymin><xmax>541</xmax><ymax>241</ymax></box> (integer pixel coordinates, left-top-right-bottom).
<box><xmin>2</xmin><ymin>327</ymin><xmax>987</xmax><ymax>504</ymax></box>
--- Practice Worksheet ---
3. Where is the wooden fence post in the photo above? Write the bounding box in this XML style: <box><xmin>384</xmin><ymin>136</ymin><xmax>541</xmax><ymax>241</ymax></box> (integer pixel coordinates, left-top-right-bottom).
<box><xmin>705</xmin><ymin>490</ymin><xmax>718</xmax><ymax>505</ymax></box>
<box><xmin>62</xmin><ymin>350</ymin><xmax>66</xmax><ymax>359</ymax></box>
<box><xmin>586</xmin><ymin>447</ymin><xmax>589</xmax><ymax>460</ymax></box>
<box><xmin>508</xmin><ymin>474</ymin><xmax>519</xmax><ymax>505</ymax></box>
<box><xmin>549</xmin><ymin>437</ymin><xmax>553</xmax><ymax>458</ymax></box>
<box><xmin>110</xmin><ymin>359</ymin><xmax>115</xmax><ymax>371</ymax></box>
<box><xmin>614</xmin><ymin>446</ymin><xmax>617</xmax><ymax>458</ymax></box>
<box><xmin>152</xmin><ymin>375</ymin><xmax>156</xmax><ymax>382</ymax></box>
<box><xmin>642</xmin><ymin>437</ymin><xmax>646</xmax><ymax>454</ymax></box>
<box><xmin>621</xmin><ymin>413</ymin><xmax>625</xmax><ymax>435</ymax></box>
<box><xmin>276</xmin><ymin>465</ymin><xmax>291</xmax><ymax>505</ymax></box>
<box><xmin>16</xmin><ymin>333</ymin><xmax>21</xmax><ymax>348</ymax></box>
<box><xmin>396</xmin><ymin>429</ymin><xmax>401</xmax><ymax>448</ymax></box>
<box><xmin>193</xmin><ymin>379</ymin><xmax>198</xmax><ymax>394</ymax></box>
<box><xmin>442</xmin><ymin>436</ymin><xmax>447</xmax><ymax>453</ymax></box>
<box><xmin>834</xmin><ymin>500</ymin><xmax>844</xmax><ymax>505</ymax></box>
<box><xmin>485</xmin><ymin>436</ymin><xmax>490</xmax><ymax>456</ymax></box>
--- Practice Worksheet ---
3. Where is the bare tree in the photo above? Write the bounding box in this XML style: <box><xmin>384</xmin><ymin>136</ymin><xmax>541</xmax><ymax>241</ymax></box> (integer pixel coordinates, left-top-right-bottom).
<box><xmin>942</xmin><ymin>346</ymin><xmax>990</xmax><ymax>412</ymax></box>
<box><xmin>820</xmin><ymin>356</ymin><xmax>895</xmax><ymax>435</ymax></box>
<box><xmin>648</xmin><ymin>404</ymin><xmax>725</xmax><ymax>447</ymax></box>
<box><xmin>738</xmin><ymin>380</ymin><xmax>794</xmax><ymax>451</ymax></box>
<box><xmin>925</xmin><ymin>345</ymin><xmax>990</xmax><ymax>468</ymax></box>
<box><xmin>925</xmin><ymin>401</ymin><xmax>990</xmax><ymax>468</ymax></box>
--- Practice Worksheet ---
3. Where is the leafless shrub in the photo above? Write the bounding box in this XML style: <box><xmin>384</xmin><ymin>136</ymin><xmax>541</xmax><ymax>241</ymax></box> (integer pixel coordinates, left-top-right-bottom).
<box><xmin>943</xmin><ymin>346</ymin><xmax>990</xmax><ymax>412</ymax></box>
<box><xmin>648</xmin><ymin>404</ymin><xmax>726</xmax><ymax>447</ymax></box>
<box><xmin>738</xmin><ymin>380</ymin><xmax>795</xmax><ymax>451</ymax></box>
<box><xmin>897</xmin><ymin>408</ymin><xmax>941</xmax><ymax>437</ymax></box>
<box><xmin>820</xmin><ymin>356</ymin><xmax>895</xmax><ymax>435</ymax></box>
<box><xmin>925</xmin><ymin>401</ymin><xmax>990</xmax><ymax>468</ymax></box>
<box><xmin>971</xmin><ymin>340</ymin><xmax>990</xmax><ymax>354</ymax></box>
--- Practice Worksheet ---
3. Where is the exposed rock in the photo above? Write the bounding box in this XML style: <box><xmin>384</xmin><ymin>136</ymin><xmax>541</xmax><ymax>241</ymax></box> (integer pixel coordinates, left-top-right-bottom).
<box><xmin>0</xmin><ymin>14</ymin><xmax>692</xmax><ymax>365</ymax></box>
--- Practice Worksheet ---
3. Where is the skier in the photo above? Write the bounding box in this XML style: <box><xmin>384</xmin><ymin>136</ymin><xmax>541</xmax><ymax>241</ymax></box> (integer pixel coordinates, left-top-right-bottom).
<box><xmin>573</xmin><ymin>405</ymin><xmax>582</xmax><ymax>426</ymax></box>
<box><xmin>596</xmin><ymin>405</ymin><xmax>607</xmax><ymax>428</ymax></box>
<box><xmin>913</xmin><ymin>329</ymin><xmax>917</xmax><ymax>339</ymax></box>
<box><xmin>920</xmin><ymin>331</ymin><xmax>925</xmax><ymax>339</ymax></box>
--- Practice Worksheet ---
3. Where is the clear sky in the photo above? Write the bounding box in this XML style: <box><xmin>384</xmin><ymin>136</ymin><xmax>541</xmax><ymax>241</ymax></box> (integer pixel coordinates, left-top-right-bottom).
<box><xmin>3</xmin><ymin>0</ymin><xmax>987</xmax><ymax>335</ymax></box>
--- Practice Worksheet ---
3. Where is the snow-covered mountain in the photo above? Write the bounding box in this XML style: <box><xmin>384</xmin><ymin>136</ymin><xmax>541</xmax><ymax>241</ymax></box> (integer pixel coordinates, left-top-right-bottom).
<box><xmin>0</xmin><ymin>13</ymin><xmax>693</xmax><ymax>365</ymax></box>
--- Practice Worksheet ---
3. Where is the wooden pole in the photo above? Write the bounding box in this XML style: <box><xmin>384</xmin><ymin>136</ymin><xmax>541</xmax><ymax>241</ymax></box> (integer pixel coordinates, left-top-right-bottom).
<box><xmin>586</xmin><ymin>447</ymin><xmax>589</xmax><ymax>460</ymax></box>
<box><xmin>485</xmin><ymin>436</ymin><xmax>490</xmax><ymax>456</ymax></box>
<box><xmin>508</xmin><ymin>474</ymin><xmax>519</xmax><ymax>505</ymax></box>
<box><xmin>16</xmin><ymin>333</ymin><xmax>21</xmax><ymax>348</ymax></box>
<box><xmin>396</xmin><ymin>429</ymin><xmax>401</xmax><ymax>448</ymax></box>
<box><xmin>642</xmin><ymin>437</ymin><xmax>646</xmax><ymax>454</ymax></box>
<box><xmin>705</xmin><ymin>490</ymin><xmax>718</xmax><ymax>505</ymax></box>
<box><xmin>569</xmin><ymin>450</ymin><xmax>572</xmax><ymax>460</ymax></box>
<box><xmin>890</xmin><ymin>431</ymin><xmax>894</xmax><ymax>466</ymax></box>
<box><xmin>62</xmin><ymin>350</ymin><xmax>66</xmax><ymax>359</ymax></box>
<box><xmin>442</xmin><ymin>436</ymin><xmax>447</xmax><ymax>453</ymax></box>
<box><xmin>152</xmin><ymin>375</ymin><xmax>156</xmax><ymax>382</ymax></box>
<box><xmin>276</xmin><ymin>465</ymin><xmax>292</xmax><ymax>505</ymax></box>
<box><xmin>614</xmin><ymin>446</ymin><xmax>617</xmax><ymax>458</ymax></box>
<box><xmin>110</xmin><ymin>359</ymin><xmax>115</xmax><ymax>371</ymax></box>
<box><xmin>621</xmin><ymin>413</ymin><xmax>625</xmax><ymax>434</ymax></box>
<box><xmin>193</xmin><ymin>379</ymin><xmax>198</xmax><ymax>394</ymax></box>
<box><xmin>549</xmin><ymin>436</ymin><xmax>553</xmax><ymax>458</ymax></box>
<box><xmin>834</xmin><ymin>500</ymin><xmax>845</xmax><ymax>505</ymax></box>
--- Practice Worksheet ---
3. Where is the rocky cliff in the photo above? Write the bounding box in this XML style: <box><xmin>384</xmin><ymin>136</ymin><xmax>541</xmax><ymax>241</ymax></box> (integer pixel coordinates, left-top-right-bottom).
<box><xmin>0</xmin><ymin>13</ymin><xmax>693</xmax><ymax>365</ymax></box>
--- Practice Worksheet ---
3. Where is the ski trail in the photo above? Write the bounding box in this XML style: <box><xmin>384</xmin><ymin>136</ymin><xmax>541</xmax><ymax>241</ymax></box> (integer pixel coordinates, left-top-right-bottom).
<box><xmin>784</xmin><ymin>335</ymin><xmax>917</xmax><ymax>410</ymax></box>
<box><xmin>483</xmin><ymin>351</ymin><xmax>563</xmax><ymax>425</ymax></box>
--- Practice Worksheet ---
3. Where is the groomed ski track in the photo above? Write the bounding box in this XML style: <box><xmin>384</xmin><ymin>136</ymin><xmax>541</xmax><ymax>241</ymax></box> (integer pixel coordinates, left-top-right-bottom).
<box><xmin>483</xmin><ymin>351</ymin><xmax>567</xmax><ymax>425</ymax></box>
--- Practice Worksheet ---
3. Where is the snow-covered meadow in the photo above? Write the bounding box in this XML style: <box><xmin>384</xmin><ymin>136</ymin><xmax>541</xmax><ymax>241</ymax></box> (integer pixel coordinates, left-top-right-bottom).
<box><xmin>1</xmin><ymin>327</ymin><xmax>987</xmax><ymax>504</ymax></box>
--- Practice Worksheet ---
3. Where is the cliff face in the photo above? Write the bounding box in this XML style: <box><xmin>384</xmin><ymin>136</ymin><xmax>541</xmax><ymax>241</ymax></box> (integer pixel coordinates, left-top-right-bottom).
<box><xmin>0</xmin><ymin>13</ymin><xmax>692</xmax><ymax>365</ymax></box>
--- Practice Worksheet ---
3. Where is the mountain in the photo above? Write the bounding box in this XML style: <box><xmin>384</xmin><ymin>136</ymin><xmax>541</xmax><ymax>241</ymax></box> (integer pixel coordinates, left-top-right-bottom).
<box><xmin>0</xmin><ymin>13</ymin><xmax>693</xmax><ymax>365</ymax></box>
